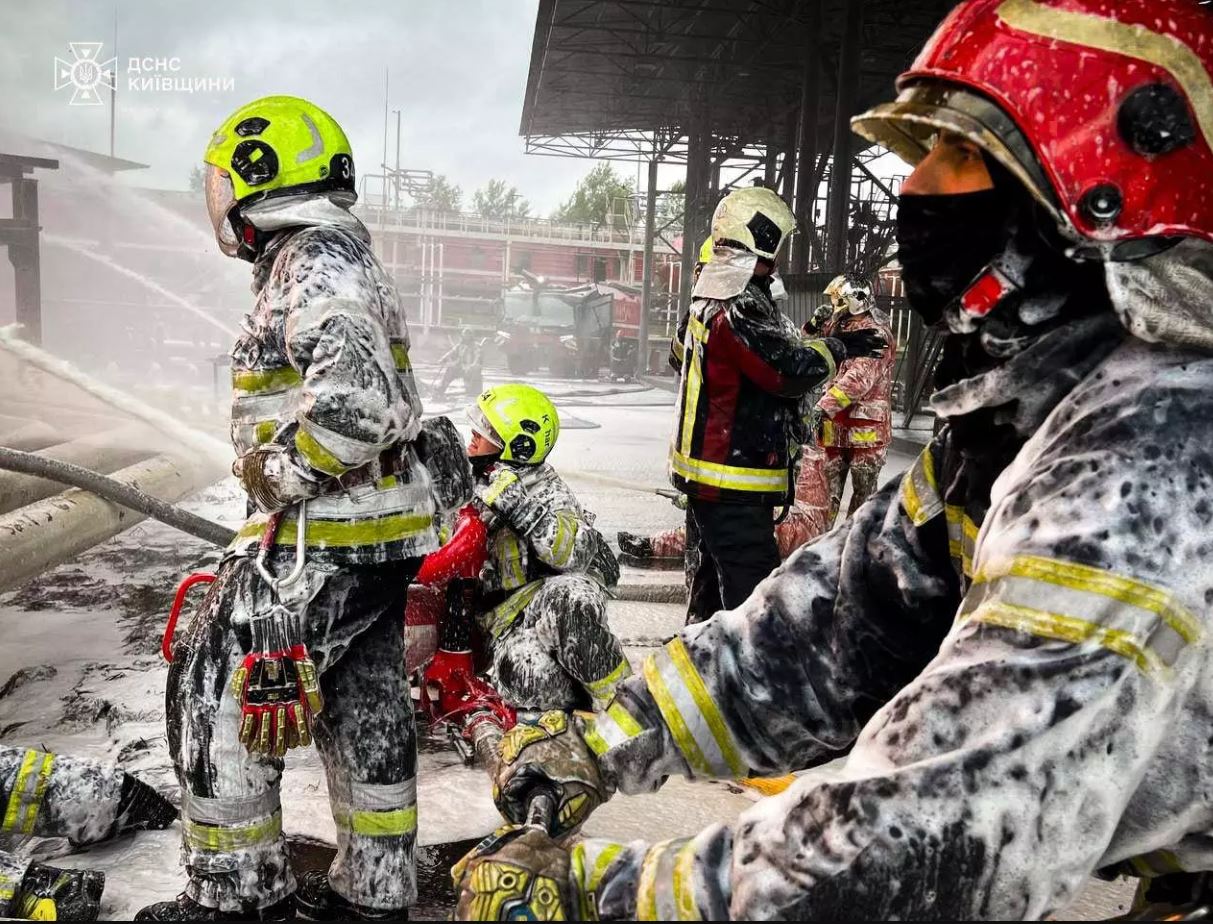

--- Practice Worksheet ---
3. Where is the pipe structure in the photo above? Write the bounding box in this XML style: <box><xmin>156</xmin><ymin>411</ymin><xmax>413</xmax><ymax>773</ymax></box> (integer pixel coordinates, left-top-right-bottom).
<box><xmin>0</xmin><ymin>427</ymin><xmax>153</xmax><ymax>514</ymax></box>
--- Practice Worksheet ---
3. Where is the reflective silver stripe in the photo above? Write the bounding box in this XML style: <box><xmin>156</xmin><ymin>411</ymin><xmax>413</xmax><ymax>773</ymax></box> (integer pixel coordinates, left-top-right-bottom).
<box><xmin>298</xmin><ymin>414</ymin><xmax>391</xmax><ymax>468</ymax></box>
<box><xmin>644</xmin><ymin>639</ymin><xmax>746</xmax><ymax>778</ymax></box>
<box><xmin>285</xmin><ymin>296</ymin><xmax>363</xmax><ymax>336</ymax></box>
<box><xmin>637</xmin><ymin>838</ymin><xmax>698</xmax><ymax>921</ymax></box>
<box><xmin>551</xmin><ymin>511</ymin><xmax>578</xmax><ymax>567</ymax></box>
<box><xmin>945</xmin><ymin>505</ymin><xmax>979</xmax><ymax>579</ymax></box>
<box><xmin>583</xmin><ymin>700</ymin><xmax>644</xmax><ymax>755</ymax></box>
<box><xmin>231</xmin><ymin>388</ymin><xmax>299</xmax><ymax>421</ymax></box>
<box><xmin>184</xmin><ymin>788</ymin><xmax>281</xmax><ymax>826</ymax></box>
<box><xmin>668</xmin><ymin>449</ymin><xmax>788</xmax><ymax>492</ymax></box>
<box><xmin>899</xmin><ymin>447</ymin><xmax>943</xmax><ymax>527</ymax></box>
<box><xmin>306</xmin><ymin>479</ymin><xmax>435</xmax><ymax>519</ymax></box>
<box><xmin>349</xmin><ymin>778</ymin><xmax>416</xmax><ymax>811</ymax></box>
<box><xmin>961</xmin><ymin>555</ymin><xmax>1201</xmax><ymax>675</ymax></box>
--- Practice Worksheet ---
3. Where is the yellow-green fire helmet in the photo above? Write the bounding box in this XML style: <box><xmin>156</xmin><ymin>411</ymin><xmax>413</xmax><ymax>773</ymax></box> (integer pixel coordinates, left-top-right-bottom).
<box><xmin>468</xmin><ymin>384</ymin><xmax>560</xmax><ymax>464</ymax></box>
<box><xmin>202</xmin><ymin>95</ymin><xmax>355</xmax><ymax>258</ymax></box>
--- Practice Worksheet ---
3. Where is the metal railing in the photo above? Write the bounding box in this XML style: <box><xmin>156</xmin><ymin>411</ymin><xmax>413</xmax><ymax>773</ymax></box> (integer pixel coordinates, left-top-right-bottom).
<box><xmin>353</xmin><ymin>201</ymin><xmax>675</xmax><ymax>251</ymax></box>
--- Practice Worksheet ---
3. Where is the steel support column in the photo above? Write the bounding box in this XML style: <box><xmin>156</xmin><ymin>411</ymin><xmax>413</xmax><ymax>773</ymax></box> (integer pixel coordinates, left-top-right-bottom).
<box><xmin>638</xmin><ymin>155</ymin><xmax>659</xmax><ymax>378</ymax></box>
<box><xmin>790</xmin><ymin>0</ymin><xmax>822</xmax><ymax>273</ymax></box>
<box><xmin>678</xmin><ymin>105</ymin><xmax>712</xmax><ymax>316</ymax></box>
<box><xmin>7</xmin><ymin>179</ymin><xmax>43</xmax><ymax>345</ymax></box>
<box><xmin>826</xmin><ymin>0</ymin><xmax>863</xmax><ymax>273</ymax></box>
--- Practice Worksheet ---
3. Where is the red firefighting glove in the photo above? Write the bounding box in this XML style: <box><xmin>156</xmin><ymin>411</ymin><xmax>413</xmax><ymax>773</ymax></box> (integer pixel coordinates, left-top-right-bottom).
<box><xmin>230</xmin><ymin>607</ymin><xmax>324</xmax><ymax>757</ymax></box>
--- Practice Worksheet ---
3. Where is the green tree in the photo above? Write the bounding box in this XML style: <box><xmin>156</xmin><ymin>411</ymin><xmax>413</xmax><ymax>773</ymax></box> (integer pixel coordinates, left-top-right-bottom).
<box><xmin>656</xmin><ymin>177</ymin><xmax>685</xmax><ymax>231</ymax></box>
<box><xmin>417</xmin><ymin>174</ymin><xmax>463</xmax><ymax>212</ymax></box>
<box><xmin>188</xmin><ymin>164</ymin><xmax>205</xmax><ymax>193</ymax></box>
<box><xmin>472</xmin><ymin>178</ymin><xmax>530</xmax><ymax>219</ymax></box>
<box><xmin>553</xmin><ymin>163</ymin><xmax>635</xmax><ymax>226</ymax></box>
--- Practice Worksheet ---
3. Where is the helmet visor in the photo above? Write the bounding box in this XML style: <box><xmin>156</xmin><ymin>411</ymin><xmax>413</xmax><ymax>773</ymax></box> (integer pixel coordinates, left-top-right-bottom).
<box><xmin>203</xmin><ymin>164</ymin><xmax>241</xmax><ymax>257</ymax></box>
<box><xmin>466</xmin><ymin>404</ymin><xmax>504</xmax><ymax>449</ymax></box>
<box><xmin>852</xmin><ymin>82</ymin><xmax>1063</xmax><ymax>226</ymax></box>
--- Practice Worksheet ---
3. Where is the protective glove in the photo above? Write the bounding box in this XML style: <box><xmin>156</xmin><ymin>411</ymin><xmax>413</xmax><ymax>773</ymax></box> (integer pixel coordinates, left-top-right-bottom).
<box><xmin>493</xmin><ymin>711</ymin><xmax>608</xmax><ymax>837</ymax></box>
<box><xmin>803</xmin><ymin>301</ymin><xmax>832</xmax><ymax>334</ymax></box>
<box><xmin>452</xmin><ymin>825</ymin><xmax>577</xmax><ymax>921</ymax></box>
<box><xmin>475</xmin><ymin>468</ymin><xmax>547</xmax><ymax>536</ymax></box>
<box><xmin>828</xmin><ymin>328</ymin><xmax>887</xmax><ymax>362</ymax></box>
<box><xmin>230</xmin><ymin>605</ymin><xmax>324</xmax><ymax>756</ymax></box>
<box><xmin>234</xmin><ymin>445</ymin><xmax>323</xmax><ymax>514</ymax></box>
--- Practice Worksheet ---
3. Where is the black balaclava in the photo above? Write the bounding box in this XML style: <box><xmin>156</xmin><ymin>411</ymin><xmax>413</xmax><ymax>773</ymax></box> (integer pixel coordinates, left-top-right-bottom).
<box><xmin>470</xmin><ymin>452</ymin><xmax>500</xmax><ymax>479</ymax></box>
<box><xmin>897</xmin><ymin>154</ymin><xmax>1112</xmax><ymax>390</ymax></box>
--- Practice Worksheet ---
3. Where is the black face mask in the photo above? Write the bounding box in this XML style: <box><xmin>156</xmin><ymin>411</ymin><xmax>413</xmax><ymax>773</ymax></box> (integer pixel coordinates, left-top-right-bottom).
<box><xmin>896</xmin><ymin>189</ymin><xmax>1011</xmax><ymax>325</ymax></box>
<box><xmin>470</xmin><ymin>452</ymin><xmax>500</xmax><ymax>479</ymax></box>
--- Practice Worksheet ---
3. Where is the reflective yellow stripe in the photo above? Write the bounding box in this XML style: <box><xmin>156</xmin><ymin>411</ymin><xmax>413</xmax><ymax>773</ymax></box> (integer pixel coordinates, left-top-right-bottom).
<box><xmin>551</xmin><ymin>512</ymin><xmax>578</xmax><ymax>567</ymax></box>
<box><xmin>390</xmin><ymin>343</ymin><xmax>412</xmax><ymax>371</ymax></box>
<box><xmin>644</xmin><ymin>655</ymin><xmax>712</xmax><ymax>777</ymax></box>
<box><xmin>584</xmin><ymin>659</ymin><xmax>632</xmax><ymax>708</ymax></box>
<box><xmin>482</xmin><ymin>471</ymin><xmax>519</xmax><ymax>507</ymax></box>
<box><xmin>2</xmin><ymin>750</ymin><xmax>53</xmax><ymax>835</ymax></box>
<box><xmin>997</xmin><ymin>0</ymin><xmax>1213</xmax><ymax>150</ymax></box>
<box><xmin>849</xmin><ymin>428</ymin><xmax>880</xmax><ymax>444</ymax></box>
<box><xmin>805</xmin><ymin>339</ymin><xmax>837</xmax><ymax>378</ymax></box>
<box><xmin>669</xmin><ymin>449</ymin><xmax>787</xmax><ymax>494</ymax></box>
<box><xmin>827</xmin><ymin>385</ymin><xmax>852</xmax><ymax>409</ymax></box>
<box><xmin>232</xmin><ymin>366</ymin><xmax>302</xmax><ymax>395</ymax></box>
<box><xmin>493</xmin><ymin>529</ymin><xmax>528</xmax><ymax>590</ymax></box>
<box><xmin>978</xmin><ymin>555</ymin><xmax>1201</xmax><ymax>645</ymax></box>
<box><xmin>945</xmin><ymin>504</ymin><xmax>980</xmax><ymax>578</ymax></box>
<box><xmin>608</xmin><ymin>701</ymin><xmax>643</xmax><ymax>738</ymax></box>
<box><xmin>235</xmin><ymin>511</ymin><xmax>434</xmax><ymax>549</ymax></box>
<box><xmin>295</xmin><ymin>427</ymin><xmax>350</xmax><ymax>477</ymax></box>
<box><xmin>900</xmin><ymin>446</ymin><xmax>943</xmax><ymax>527</ymax></box>
<box><xmin>968</xmin><ymin>600</ymin><xmax>1162</xmax><ymax>675</ymax></box>
<box><xmin>480</xmin><ymin>581</ymin><xmax>543</xmax><ymax>640</ymax></box>
<box><xmin>644</xmin><ymin>638</ymin><xmax>746</xmax><ymax>779</ymax></box>
<box><xmin>666</xmin><ymin>639</ymin><xmax>745</xmax><ymax>777</ymax></box>
<box><xmin>678</xmin><ymin>319</ymin><xmax>708</xmax><ymax>456</ymax></box>
<box><xmin>636</xmin><ymin>840</ymin><xmax>671</xmax><ymax>921</ymax></box>
<box><xmin>1129</xmin><ymin>849</ymin><xmax>1186</xmax><ymax>878</ymax></box>
<box><xmin>183</xmin><ymin>812</ymin><xmax>282</xmax><ymax>851</ymax></box>
<box><xmin>671</xmin><ymin>841</ymin><xmax>701</xmax><ymax>921</ymax></box>
<box><xmin>254</xmin><ymin>420</ymin><xmax>276</xmax><ymax>445</ymax></box>
<box><xmin>342</xmin><ymin>805</ymin><xmax>418</xmax><ymax>837</ymax></box>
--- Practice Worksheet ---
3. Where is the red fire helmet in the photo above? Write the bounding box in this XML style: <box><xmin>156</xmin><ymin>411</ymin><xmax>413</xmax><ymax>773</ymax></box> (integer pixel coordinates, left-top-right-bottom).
<box><xmin>853</xmin><ymin>0</ymin><xmax>1213</xmax><ymax>256</ymax></box>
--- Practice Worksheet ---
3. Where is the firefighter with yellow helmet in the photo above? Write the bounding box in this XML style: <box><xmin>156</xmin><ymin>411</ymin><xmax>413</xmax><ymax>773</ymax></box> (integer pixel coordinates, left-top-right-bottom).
<box><xmin>667</xmin><ymin>186</ymin><xmax>886</xmax><ymax>623</ymax></box>
<box><xmin>462</xmin><ymin>383</ymin><xmax>629</xmax><ymax>713</ymax></box>
<box><xmin>139</xmin><ymin>96</ymin><xmax>439</xmax><ymax>921</ymax></box>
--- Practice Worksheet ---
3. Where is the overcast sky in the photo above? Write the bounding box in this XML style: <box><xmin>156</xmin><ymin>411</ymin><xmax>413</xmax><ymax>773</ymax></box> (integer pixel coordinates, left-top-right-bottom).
<box><xmin>0</xmin><ymin>0</ymin><xmax>637</xmax><ymax>214</ymax></box>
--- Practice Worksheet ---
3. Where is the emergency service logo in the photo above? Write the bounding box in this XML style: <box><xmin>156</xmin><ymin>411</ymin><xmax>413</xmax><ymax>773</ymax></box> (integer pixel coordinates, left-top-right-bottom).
<box><xmin>53</xmin><ymin>42</ymin><xmax>116</xmax><ymax>106</ymax></box>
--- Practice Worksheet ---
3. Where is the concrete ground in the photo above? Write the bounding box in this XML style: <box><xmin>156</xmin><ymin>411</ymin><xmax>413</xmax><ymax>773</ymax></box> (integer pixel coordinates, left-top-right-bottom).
<box><xmin>0</xmin><ymin>376</ymin><xmax>1134</xmax><ymax>919</ymax></box>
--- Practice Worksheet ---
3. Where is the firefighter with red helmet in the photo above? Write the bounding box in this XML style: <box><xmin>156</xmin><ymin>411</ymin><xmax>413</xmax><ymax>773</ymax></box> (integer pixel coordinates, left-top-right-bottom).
<box><xmin>814</xmin><ymin>273</ymin><xmax>897</xmax><ymax>524</ymax></box>
<box><xmin>452</xmin><ymin>0</ymin><xmax>1213</xmax><ymax>919</ymax></box>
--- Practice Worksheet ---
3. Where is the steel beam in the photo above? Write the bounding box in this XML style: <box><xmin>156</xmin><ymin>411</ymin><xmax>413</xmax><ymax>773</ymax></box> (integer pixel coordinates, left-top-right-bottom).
<box><xmin>790</xmin><ymin>0</ymin><xmax>822</xmax><ymax>273</ymax></box>
<box><xmin>825</xmin><ymin>0</ymin><xmax>863</xmax><ymax>273</ymax></box>
<box><xmin>639</xmin><ymin>156</ymin><xmax>659</xmax><ymax>377</ymax></box>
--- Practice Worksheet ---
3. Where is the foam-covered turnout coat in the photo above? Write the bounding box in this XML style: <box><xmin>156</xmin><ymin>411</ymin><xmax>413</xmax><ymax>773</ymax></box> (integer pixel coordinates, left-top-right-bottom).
<box><xmin>816</xmin><ymin>309</ymin><xmax>897</xmax><ymax>451</ymax></box>
<box><xmin>0</xmin><ymin>745</ymin><xmax>168</xmax><ymax>917</ymax></box>
<box><xmin>168</xmin><ymin>204</ymin><xmax>437</xmax><ymax>915</ymax></box>
<box><xmin>565</xmin><ymin>242</ymin><xmax>1213</xmax><ymax>920</ymax></box>
<box><xmin>476</xmin><ymin>461</ymin><xmax>630</xmax><ymax>713</ymax></box>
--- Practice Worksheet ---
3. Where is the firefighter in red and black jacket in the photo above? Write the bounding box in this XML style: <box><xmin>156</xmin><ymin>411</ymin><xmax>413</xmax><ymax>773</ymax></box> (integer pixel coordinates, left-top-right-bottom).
<box><xmin>668</xmin><ymin>187</ymin><xmax>886</xmax><ymax>623</ymax></box>
<box><xmin>813</xmin><ymin>273</ymin><xmax>898</xmax><ymax>525</ymax></box>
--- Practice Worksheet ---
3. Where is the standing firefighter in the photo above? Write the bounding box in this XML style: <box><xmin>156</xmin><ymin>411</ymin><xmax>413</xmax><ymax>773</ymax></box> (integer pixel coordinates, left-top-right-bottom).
<box><xmin>453</xmin><ymin>1</ymin><xmax>1213</xmax><ymax>919</ymax></box>
<box><xmin>461</xmin><ymin>384</ymin><xmax>629</xmax><ymax>713</ymax></box>
<box><xmin>815</xmin><ymin>274</ymin><xmax>896</xmax><ymax>523</ymax></box>
<box><xmin>669</xmin><ymin>189</ymin><xmax>886</xmax><ymax>623</ymax></box>
<box><xmin>138</xmin><ymin>96</ymin><xmax>438</xmax><ymax>922</ymax></box>
<box><xmin>1</xmin><ymin>744</ymin><xmax>176</xmax><ymax>921</ymax></box>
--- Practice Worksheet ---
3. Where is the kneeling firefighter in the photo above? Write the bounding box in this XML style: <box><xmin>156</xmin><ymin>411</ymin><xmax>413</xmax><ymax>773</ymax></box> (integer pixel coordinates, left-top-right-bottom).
<box><xmin>423</xmin><ymin>383</ymin><xmax>630</xmax><ymax>716</ymax></box>
<box><xmin>139</xmin><ymin>96</ymin><xmax>442</xmax><ymax>921</ymax></box>
<box><xmin>1</xmin><ymin>744</ymin><xmax>177</xmax><ymax>921</ymax></box>
<box><xmin>452</xmin><ymin>0</ymin><xmax>1213</xmax><ymax>919</ymax></box>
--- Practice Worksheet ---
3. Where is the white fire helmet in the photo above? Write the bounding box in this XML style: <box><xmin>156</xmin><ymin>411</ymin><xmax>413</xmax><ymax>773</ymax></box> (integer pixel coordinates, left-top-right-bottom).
<box><xmin>710</xmin><ymin>187</ymin><xmax>795</xmax><ymax>261</ymax></box>
<box><xmin>825</xmin><ymin>274</ymin><xmax>873</xmax><ymax>315</ymax></box>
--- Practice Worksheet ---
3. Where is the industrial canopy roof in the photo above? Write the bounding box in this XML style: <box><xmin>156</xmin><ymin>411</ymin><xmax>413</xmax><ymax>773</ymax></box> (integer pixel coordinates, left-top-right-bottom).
<box><xmin>520</xmin><ymin>0</ymin><xmax>955</xmax><ymax>164</ymax></box>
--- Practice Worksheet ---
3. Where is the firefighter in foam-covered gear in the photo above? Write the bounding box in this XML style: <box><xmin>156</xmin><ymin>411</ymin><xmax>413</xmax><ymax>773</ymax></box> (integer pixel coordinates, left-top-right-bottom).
<box><xmin>455</xmin><ymin>1</ymin><xmax>1213</xmax><ymax>919</ymax></box>
<box><xmin>139</xmin><ymin>96</ymin><xmax>438</xmax><ymax>922</ymax></box>
<box><xmin>465</xmin><ymin>384</ymin><xmax>631</xmax><ymax>713</ymax></box>
<box><xmin>815</xmin><ymin>274</ymin><xmax>897</xmax><ymax>525</ymax></box>
<box><xmin>0</xmin><ymin>744</ymin><xmax>177</xmax><ymax>921</ymax></box>
<box><xmin>669</xmin><ymin>188</ymin><xmax>886</xmax><ymax>623</ymax></box>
